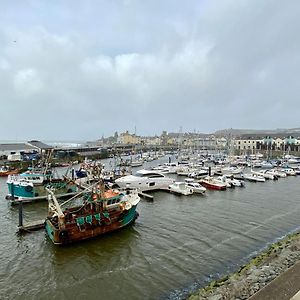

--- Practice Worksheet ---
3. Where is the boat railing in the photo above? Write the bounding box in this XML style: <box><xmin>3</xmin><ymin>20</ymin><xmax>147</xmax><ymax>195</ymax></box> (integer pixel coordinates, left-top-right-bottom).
<box><xmin>117</xmin><ymin>187</ymin><xmax>139</xmax><ymax>195</ymax></box>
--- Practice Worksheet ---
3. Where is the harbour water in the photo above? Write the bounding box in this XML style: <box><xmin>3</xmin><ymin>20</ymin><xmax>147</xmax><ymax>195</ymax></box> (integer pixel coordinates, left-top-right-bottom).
<box><xmin>0</xmin><ymin>158</ymin><xmax>299</xmax><ymax>299</ymax></box>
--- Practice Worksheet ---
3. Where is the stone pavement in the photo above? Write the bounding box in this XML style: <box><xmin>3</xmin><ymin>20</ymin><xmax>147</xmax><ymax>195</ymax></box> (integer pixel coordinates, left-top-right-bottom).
<box><xmin>249</xmin><ymin>261</ymin><xmax>300</xmax><ymax>300</ymax></box>
<box><xmin>290</xmin><ymin>290</ymin><xmax>300</xmax><ymax>300</ymax></box>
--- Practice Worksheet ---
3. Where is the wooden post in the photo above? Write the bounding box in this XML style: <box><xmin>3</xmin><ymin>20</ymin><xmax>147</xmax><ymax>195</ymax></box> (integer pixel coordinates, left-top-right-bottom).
<box><xmin>18</xmin><ymin>201</ymin><xmax>23</xmax><ymax>227</ymax></box>
<box><xmin>208</xmin><ymin>166</ymin><xmax>211</xmax><ymax>176</ymax></box>
<box><xmin>11</xmin><ymin>182</ymin><xmax>15</xmax><ymax>200</ymax></box>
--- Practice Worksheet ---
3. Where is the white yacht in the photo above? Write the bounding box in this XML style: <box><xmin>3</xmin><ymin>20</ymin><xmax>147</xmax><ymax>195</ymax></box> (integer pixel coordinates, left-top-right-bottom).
<box><xmin>163</xmin><ymin>163</ymin><xmax>180</xmax><ymax>174</ymax></box>
<box><xmin>221</xmin><ymin>166</ymin><xmax>244</xmax><ymax>175</ymax></box>
<box><xmin>251</xmin><ymin>169</ymin><xmax>277</xmax><ymax>180</ymax></box>
<box><xmin>261</xmin><ymin>161</ymin><xmax>273</xmax><ymax>169</ymax></box>
<box><xmin>217</xmin><ymin>175</ymin><xmax>245</xmax><ymax>187</ymax></box>
<box><xmin>216</xmin><ymin>176</ymin><xmax>234</xmax><ymax>188</ymax></box>
<box><xmin>188</xmin><ymin>169</ymin><xmax>209</xmax><ymax>179</ymax></box>
<box><xmin>266</xmin><ymin>169</ymin><xmax>287</xmax><ymax>178</ymax></box>
<box><xmin>130</xmin><ymin>160</ymin><xmax>144</xmax><ymax>167</ymax></box>
<box><xmin>244</xmin><ymin>173</ymin><xmax>266</xmax><ymax>182</ymax></box>
<box><xmin>168</xmin><ymin>182</ymin><xmax>194</xmax><ymax>196</ymax></box>
<box><xmin>184</xmin><ymin>178</ymin><xmax>206</xmax><ymax>194</ymax></box>
<box><xmin>280</xmin><ymin>168</ymin><xmax>296</xmax><ymax>176</ymax></box>
<box><xmin>176</xmin><ymin>166</ymin><xmax>191</xmax><ymax>176</ymax></box>
<box><xmin>151</xmin><ymin>163</ymin><xmax>179</xmax><ymax>174</ymax></box>
<box><xmin>115</xmin><ymin>169</ymin><xmax>174</xmax><ymax>191</ymax></box>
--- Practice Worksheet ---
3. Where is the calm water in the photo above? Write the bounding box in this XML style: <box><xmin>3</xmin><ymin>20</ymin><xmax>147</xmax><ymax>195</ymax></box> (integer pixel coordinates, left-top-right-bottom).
<box><xmin>0</xmin><ymin>159</ymin><xmax>299</xmax><ymax>300</ymax></box>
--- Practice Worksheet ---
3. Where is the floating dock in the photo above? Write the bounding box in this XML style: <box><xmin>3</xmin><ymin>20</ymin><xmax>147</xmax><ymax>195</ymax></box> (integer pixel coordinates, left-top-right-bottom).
<box><xmin>8</xmin><ymin>191</ymin><xmax>78</xmax><ymax>205</ymax></box>
<box><xmin>138</xmin><ymin>192</ymin><xmax>154</xmax><ymax>201</ymax></box>
<box><xmin>18</xmin><ymin>219</ymin><xmax>45</xmax><ymax>232</ymax></box>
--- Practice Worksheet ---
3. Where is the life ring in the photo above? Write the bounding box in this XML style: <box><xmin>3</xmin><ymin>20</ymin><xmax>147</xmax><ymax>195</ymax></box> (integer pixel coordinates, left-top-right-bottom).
<box><xmin>25</xmin><ymin>185</ymin><xmax>33</xmax><ymax>193</ymax></box>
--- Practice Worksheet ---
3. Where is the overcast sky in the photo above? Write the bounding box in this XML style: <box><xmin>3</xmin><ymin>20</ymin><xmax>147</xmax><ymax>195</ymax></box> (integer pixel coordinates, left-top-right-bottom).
<box><xmin>0</xmin><ymin>0</ymin><xmax>299</xmax><ymax>141</ymax></box>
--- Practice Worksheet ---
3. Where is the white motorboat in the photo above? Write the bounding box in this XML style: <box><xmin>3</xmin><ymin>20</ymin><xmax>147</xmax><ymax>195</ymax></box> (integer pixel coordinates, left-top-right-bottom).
<box><xmin>151</xmin><ymin>165</ymin><xmax>168</xmax><ymax>172</ymax></box>
<box><xmin>216</xmin><ymin>176</ymin><xmax>233</xmax><ymax>188</ymax></box>
<box><xmin>290</xmin><ymin>166</ymin><xmax>300</xmax><ymax>175</ymax></box>
<box><xmin>266</xmin><ymin>169</ymin><xmax>287</xmax><ymax>178</ymax></box>
<box><xmin>168</xmin><ymin>182</ymin><xmax>194</xmax><ymax>195</ymax></box>
<box><xmin>188</xmin><ymin>169</ymin><xmax>209</xmax><ymax>179</ymax></box>
<box><xmin>251</xmin><ymin>160</ymin><xmax>263</xmax><ymax>168</ymax></box>
<box><xmin>244</xmin><ymin>173</ymin><xmax>266</xmax><ymax>182</ymax></box>
<box><xmin>261</xmin><ymin>161</ymin><xmax>273</xmax><ymax>169</ymax></box>
<box><xmin>218</xmin><ymin>175</ymin><xmax>245</xmax><ymax>187</ymax></box>
<box><xmin>261</xmin><ymin>170</ymin><xmax>278</xmax><ymax>180</ymax></box>
<box><xmin>151</xmin><ymin>163</ymin><xmax>177</xmax><ymax>174</ymax></box>
<box><xmin>280</xmin><ymin>168</ymin><xmax>296</xmax><ymax>176</ymax></box>
<box><xmin>287</xmin><ymin>157</ymin><xmax>299</xmax><ymax>164</ymax></box>
<box><xmin>130</xmin><ymin>158</ymin><xmax>144</xmax><ymax>167</ymax></box>
<box><xmin>251</xmin><ymin>169</ymin><xmax>277</xmax><ymax>180</ymax></box>
<box><xmin>228</xmin><ymin>177</ymin><xmax>245</xmax><ymax>187</ymax></box>
<box><xmin>221</xmin><ymin>166</ymin><xmax>244</xmax><ymax>175</ymax></box>
<box><xmin>176</xmin><ymin>166</ymin><xmax>191</xmax><ymax>176</ymax></box>
<box><xmin>161</xmin><ymin>163</ymin><xmax>179</xmax><ymax>174</ymax></box>
<box><xmin>115</xmin><ymin>169</ymin><xmax>174</xmax><ymax>191</ymax></box>
<box><xmin>184</xmin><ymin>178</ymin><xmax>206</xmax><ymax>194</ymax></box>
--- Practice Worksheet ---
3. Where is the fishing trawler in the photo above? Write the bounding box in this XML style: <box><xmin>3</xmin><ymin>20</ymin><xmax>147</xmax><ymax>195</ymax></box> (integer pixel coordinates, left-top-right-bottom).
<box><xmin>6</xmin><ymin>176</ymin><xmax>78</xmax><ymax>203</ymax></box>
<box><xmin>6</xmin><ymin>166</ymin><xmax>78</xmax><ymax>203</ymax></box>
<box><xmin>45</xmin><ymin>182</ymin><xmax>140</xmax><ymax>245</ymax></box>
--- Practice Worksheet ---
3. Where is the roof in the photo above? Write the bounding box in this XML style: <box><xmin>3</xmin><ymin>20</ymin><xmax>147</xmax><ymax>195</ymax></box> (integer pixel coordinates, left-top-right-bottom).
<box><xmin>235</xmin><ymin>135</ymin><xmax>262</xmax><ymax>140</ymax></box>
<box><xmin>237</xmin><ymin>133</ymin><xmax>300</xmax><ymax>139</ymax></box>
<box><xmin>0</xmin><ymin>143</ymin><xmax>37</xmax><ymax>152</ymax></box>
<box><xmin>27</xmin><ymin>140</ymin><xmax>53</xmax><ymax>150</ymax></box>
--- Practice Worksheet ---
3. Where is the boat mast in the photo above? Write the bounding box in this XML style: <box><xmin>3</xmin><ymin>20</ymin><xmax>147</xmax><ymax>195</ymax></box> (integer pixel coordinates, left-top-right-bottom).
<box><xmin>47</xmin><ymin>188</ymin><xmax>65</xmax><ymax>228</ymax></box>
<box><xmin>43</xmin><ymin>149</ymin><xmax>53</xmax><ymax>176</ymax></box>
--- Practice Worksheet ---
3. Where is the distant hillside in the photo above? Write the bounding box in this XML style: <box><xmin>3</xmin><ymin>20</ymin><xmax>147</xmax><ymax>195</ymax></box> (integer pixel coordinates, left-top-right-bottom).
<box><xmin>214</xmin><ymin>128</ymin><xmax>300</xmax><ymax>137</ymax></box>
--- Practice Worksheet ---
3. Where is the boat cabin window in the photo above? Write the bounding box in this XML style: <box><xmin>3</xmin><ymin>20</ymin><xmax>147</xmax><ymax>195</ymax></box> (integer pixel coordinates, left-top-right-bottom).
<box><xmin>147</xmin><ymin>174</ymin><xmax>164</xmax><ymax>178</ymax></box>
<box><xmin>107</xmin><ymin>198</ymin><xmax>120</xmax><ymax>205</ymax></box>
<box><xmin>136</xmin><ymin>172</ymin><xmax>164</xmax><ymax>178</ymax></box>
<box><xmin>149</xmin><ymin>182</ymin><xmax>155</xmax><ymax>186</ymax></box>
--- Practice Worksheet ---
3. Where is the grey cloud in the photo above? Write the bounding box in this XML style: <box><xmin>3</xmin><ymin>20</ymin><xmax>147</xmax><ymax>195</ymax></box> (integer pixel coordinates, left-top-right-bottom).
<box><xmin>0</xmin><ymin>0</ymin><xmax>299</xmax><ymax>140</ymax></box>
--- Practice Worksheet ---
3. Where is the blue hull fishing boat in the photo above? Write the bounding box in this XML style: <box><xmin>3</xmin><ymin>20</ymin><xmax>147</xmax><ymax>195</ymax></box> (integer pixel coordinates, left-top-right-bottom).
<box><xmin>6</xmin><ymin>172</ymin><xmax>78</xmax><ymax>203</ymax></box>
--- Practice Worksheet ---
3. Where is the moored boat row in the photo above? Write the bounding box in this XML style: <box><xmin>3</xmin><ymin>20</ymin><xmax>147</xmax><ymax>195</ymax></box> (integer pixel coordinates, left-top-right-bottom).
<box><xmin>6</xmin><ymin>151</ymin><xmax>299</xmax><ymax>247</ymax></box>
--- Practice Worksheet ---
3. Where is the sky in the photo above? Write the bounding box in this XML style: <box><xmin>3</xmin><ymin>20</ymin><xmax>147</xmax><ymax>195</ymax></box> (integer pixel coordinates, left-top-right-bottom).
<box><xmin>0</xmin><ymin>0</ymin><xmax>299</xmax><ymax>141</ymax></box>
